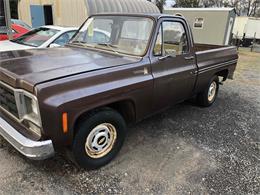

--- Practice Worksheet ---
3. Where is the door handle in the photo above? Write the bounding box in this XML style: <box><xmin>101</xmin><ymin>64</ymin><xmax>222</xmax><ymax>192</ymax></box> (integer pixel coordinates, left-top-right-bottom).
<box><xmin>184</xmin><ymin>56</ymin><xmax>195</xmax><ymax>60</ymax></box>
<box><xmin>158</xmin><ymin>55</ymin><xmax>171</xmax><ymax>61</ymax></box>
<box><xmin>190</xmin><ymin>70</ymin><xmax>198</xmax><ymax>75</ymax></box>
<box><xmin>133</xmin><ymin>67</ymin><xmax>149</xmax><ymax>75</ymax></box>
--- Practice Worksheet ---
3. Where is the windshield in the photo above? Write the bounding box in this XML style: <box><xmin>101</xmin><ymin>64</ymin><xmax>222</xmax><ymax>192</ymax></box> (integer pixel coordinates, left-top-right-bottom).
<box><xmin>11</xmin><ymin>19</ymin><xmax>32</xmax><ymax>30</ymax></box>
<box><xmin>11</xmin><ymin>27</ymin><xmax>59</xmax><ymax>47</ymax></box>
<box><xmin>70</xmin><ymin>16</ymin><xmax>154</xmax><ymax>56</ymax></box>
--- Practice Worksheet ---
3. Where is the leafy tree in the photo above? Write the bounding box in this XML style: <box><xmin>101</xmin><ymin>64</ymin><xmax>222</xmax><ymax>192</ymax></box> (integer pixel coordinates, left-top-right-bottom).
<box><xmin>156</xmin><ymin>0</ymin><xmax>167</xmax><ymax>12</ymax></box>
<box><xmin>147</xmin><ymin>0</ymin><xmax>166</xmax><ymax>13</ymax></box>
<box><xmin>245</xmin><ymin>0</ymin><xmax>260</xmax><ymax>16</ymax></box>
<box><xmin>170</xmin><ymin>0</ymin><xmax>260</xmax><ymax>16</ymax></box>
<box><xmin>148</xmin><ymin>0</ymin><xmax>260</xmax><ymax>17</ymax></box>
<box><xmin>225</xmin><ymin>0</ymin><xmax>260</xmax><ymax>16</ymax></box>
<box><xmin>173</xmin><ymin>0</ymin><xmax>200</xmax><ymax>7</ymax></box>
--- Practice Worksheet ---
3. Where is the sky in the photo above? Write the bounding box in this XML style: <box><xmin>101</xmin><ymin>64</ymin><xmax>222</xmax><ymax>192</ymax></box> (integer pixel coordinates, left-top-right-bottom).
<box><xmin>165</xmin><ymin>0</ymin><xmax>175</xmax><ymax>7</ymax></box>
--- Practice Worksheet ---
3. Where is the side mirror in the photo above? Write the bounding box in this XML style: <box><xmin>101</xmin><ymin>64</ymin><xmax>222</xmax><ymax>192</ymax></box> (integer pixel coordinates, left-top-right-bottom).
<box><xmin>158</xmin><ymin>49</ymin><xmax>177</xmax><ymax>61</ymax></box>
<box><xmin>49</xmin><ymin>43</ymin><xmax>61</xmax><ymax>48</ymax></box>
<box><xmin>165</xmin><ymin>49</ymin><xmax>177</xmax><ymax>58</ymax></box>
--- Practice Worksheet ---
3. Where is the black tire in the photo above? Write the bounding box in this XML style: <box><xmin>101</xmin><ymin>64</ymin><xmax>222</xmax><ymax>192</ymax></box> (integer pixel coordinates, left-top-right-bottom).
<box><xmin>197</xmin><ymin>76</ymin><xmax>219</xmax><ymax>107</ymax></box>
<box><xmin>72</xmin><ymin>108</ymin><xmax>126</xmax><ymax>169</ymax></box>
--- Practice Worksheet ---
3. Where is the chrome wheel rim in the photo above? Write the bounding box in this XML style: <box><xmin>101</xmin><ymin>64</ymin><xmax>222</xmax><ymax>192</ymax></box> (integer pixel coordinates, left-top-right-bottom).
<box><xmin>85</xmin><ymin>123</ymin><xmax>117</xmax><ymax>159</ymax></box>
<box><xmin>208</xmin><ymin>81</ymin><xmax>217</xmax><ymax>102</ymax></box>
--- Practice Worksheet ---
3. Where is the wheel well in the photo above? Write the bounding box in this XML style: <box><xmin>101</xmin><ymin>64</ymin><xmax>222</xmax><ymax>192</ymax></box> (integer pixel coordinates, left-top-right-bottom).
<box><xmin>106</xmin><ymin>100</ymin><xmax>136</xmax><ymax>124</ymax></box>
<box><xmin>215</xmin><ymin>69</ymin><xmax>229</xmax><ymax>81</ymax></box>
<box><xmin>73</xmin><ymin>100</ymin><xmax>136</xmax><ymax>135</ymax></box>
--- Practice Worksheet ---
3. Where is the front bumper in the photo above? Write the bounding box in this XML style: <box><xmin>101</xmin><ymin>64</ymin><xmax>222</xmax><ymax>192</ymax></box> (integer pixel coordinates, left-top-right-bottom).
<box><xmin>0</xmin><ymin>116</ymin><xmax>55</xmax><ymax>160</ymax></box>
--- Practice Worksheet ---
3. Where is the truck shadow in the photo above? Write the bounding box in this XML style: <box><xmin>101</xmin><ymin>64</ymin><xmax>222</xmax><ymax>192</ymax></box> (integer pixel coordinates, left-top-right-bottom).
<box><xmin>0</xmin><ymin>87</ymin><xmax>259</xmax><ymax>194</ymax></box>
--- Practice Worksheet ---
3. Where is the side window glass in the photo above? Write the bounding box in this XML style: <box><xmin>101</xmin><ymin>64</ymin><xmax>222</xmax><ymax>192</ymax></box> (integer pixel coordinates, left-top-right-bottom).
<box><xmin>153</xmin><ymin>25</ymin><xmax>162</xmax><ymax>56</ymax></box>
<box><xmin>53</xmin><ymin>31</ymin><xmax>76</xmax><ymax>46</ymax></box>
<box><xmin>67</xmin><ymin>31</ymin><xmax>76</xmax><ymax>40</ymax></box>
<box><xmin>162</xmin><ymin>21</ymin><xmax>189</xmax><ymax>55</ymax></box>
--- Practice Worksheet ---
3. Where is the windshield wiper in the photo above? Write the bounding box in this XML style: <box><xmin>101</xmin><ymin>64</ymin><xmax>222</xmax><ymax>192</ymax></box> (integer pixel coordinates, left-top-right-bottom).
<box><xmin>95</xmin><ymin>43</ymin><xmax>119</xmax><ymax>54</ymax></box>
<box><xmin>11</xmin><ymin>39</ymin><xmax>37</xmax><ymax>47</ymax></box>
<box><xmin>69</xmin><ymin>42</ymin><xmax>120</xmax><ymax>54</ymax></box>
<box><xmin>69</xmin><ymin>41</ymin><xmax>95</xmax><ymax>48</ymax></box>
<box><xmin>69</xmin><ymin>41</ymin><xmax>85</xmax><ymax>46</ymax></box>
<box><xmin>96</xmin><ymin>43</ymin><xmax>117</xmax><ymax>48</ymax></box>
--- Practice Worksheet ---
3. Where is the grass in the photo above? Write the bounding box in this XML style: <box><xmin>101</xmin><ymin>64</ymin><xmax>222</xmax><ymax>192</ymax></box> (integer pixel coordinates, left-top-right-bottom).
<box><xmin>235</xmin><ymin>48</ymin><xmax>260</xmax><ymax>86</ymax></box>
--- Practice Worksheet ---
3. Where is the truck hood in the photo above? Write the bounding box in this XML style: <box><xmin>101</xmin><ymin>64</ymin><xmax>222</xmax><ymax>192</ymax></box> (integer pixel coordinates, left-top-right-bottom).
<box><xmin>0</xmin><ymin>46</ymin><xmax>141</xmax><ymax>93</ymax></box>
<box><xmin>0</xmin><ymin>40</ymin><xmax>34</xmax><ymax>52</ymax></box>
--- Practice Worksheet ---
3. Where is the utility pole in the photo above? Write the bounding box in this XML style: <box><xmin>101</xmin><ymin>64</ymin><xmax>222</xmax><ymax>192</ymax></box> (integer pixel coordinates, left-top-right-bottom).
<box><xmin>4</xmin><ymin>0</ymin><xmax>12</xmax><ymax>39</ymax></box>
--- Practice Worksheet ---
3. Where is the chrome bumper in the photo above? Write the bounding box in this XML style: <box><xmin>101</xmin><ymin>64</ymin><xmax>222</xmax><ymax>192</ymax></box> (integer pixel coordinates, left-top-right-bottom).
<box><xmin>0</xmin><ymin>116</ymin><xmax>55</xmax><ymax>160</ymax></box>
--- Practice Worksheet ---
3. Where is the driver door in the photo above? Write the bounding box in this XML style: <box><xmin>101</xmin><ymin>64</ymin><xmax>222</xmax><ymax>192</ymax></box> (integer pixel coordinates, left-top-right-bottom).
<box><xmin>150</xmin><ymin>18</ymin><xmax>197</xmax><ymax>111</ymax></box>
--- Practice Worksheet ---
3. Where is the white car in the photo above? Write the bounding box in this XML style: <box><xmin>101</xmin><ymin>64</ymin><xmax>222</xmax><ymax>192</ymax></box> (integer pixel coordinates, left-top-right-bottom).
<box><xmin>0</xmin><ymin>26</ymin><xmax>78</xmax><ymax>52</ymax></box>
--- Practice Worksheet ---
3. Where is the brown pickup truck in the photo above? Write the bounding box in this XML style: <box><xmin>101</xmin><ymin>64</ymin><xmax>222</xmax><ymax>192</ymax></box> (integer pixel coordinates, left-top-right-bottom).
<box><xmin>0</xmin><ymin>13</ymin><xmax>238</xmax><ymax>169</ymax></box>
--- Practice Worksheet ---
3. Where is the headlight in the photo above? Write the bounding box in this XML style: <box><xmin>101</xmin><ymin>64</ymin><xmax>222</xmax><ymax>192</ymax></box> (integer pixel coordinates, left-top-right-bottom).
<box><xmin>23</xmin><ymin>95</ymin><xmax>41</xmax><ymax>126</ymax></box>
<box><xmin>16</xmin><ymin>91</ymin><xmax>42</xmax><ymax>136</ymax></box>
<box><xmin>0</xmin><ymin>81</ymin><xmax>42</xmax><ymax>137</ymax></box>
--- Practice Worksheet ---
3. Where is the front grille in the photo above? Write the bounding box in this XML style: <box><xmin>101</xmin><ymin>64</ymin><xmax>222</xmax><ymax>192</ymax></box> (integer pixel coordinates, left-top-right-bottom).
<box><xmin>0</xmin><ymin>83</ymin><xmax>19</xmax><ymax>118</ymax></box>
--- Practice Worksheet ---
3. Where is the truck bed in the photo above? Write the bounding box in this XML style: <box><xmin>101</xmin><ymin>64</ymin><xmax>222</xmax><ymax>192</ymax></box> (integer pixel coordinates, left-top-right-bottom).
<box><xmin>194</xmin><ymin>43</ymin><xmax>229</xmax><ymax>52</ymax></box>
<box><xmin>194</xmin><ymin>43</ymin><xmax>238</xmax><ymax>93</ymax></box>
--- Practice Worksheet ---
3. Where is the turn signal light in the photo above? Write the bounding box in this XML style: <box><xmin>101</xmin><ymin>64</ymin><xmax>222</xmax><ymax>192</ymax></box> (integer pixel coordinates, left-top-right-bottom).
<box><xmin>62</xmin><ymin>112</ymin><xmax>68</xmax><ymax>133</ymax></box>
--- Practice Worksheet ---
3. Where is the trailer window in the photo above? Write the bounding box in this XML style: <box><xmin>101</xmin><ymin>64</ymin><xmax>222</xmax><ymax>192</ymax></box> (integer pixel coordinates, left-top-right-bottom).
<box><xmin>194</xmin><ymin>18</ymin><xmax>204</xmax><ymax>29</ymax></box>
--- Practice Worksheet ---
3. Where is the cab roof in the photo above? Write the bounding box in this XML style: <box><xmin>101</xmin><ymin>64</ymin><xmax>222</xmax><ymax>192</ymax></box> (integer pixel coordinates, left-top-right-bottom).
<box><xmin>89</xmin><ymin>13</ymin><xmax>183</xmax><ymax>21</ymax></box>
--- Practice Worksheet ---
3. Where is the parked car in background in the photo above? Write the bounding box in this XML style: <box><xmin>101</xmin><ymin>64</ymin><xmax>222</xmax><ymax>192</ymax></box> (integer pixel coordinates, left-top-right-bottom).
<box><xmin>85</xmin><ymin>28</ymin><xmax>111</xmax><ymax>43</ymax></box>
<box><xmin>11</xmin><ymin>19</ymin><xmax>32</xmax><ymax>30</ymax></box>
<box><xmin>0</xmin><ymin>26</ymin><xmax>77</xmax><ymax>51</ymax></box>
<box><xmin>0</xmin><ymin>24</ymin><xmax>29</xmax><ymax>41</ymax></box>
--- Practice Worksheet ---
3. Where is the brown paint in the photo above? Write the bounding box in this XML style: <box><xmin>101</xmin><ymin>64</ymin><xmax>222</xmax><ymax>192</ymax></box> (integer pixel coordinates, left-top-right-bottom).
<box><xmin>0</xmin><ymin>14</ymin><xmax>238</xmax><ymax>147</ymax></box>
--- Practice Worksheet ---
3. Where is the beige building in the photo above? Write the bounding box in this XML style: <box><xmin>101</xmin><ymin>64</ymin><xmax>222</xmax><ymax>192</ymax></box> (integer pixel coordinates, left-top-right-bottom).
<box><xmin>18</xmin><ymin>0</ymin><xmax>159</xmax><ymax>28</ymax></box>
<box><xmin>18</xmin><ymin>0</ymin><xmax>88</xmax><ymax>27</ymax></box>
<box><xmin>164</xmin><ymin>8</ymin><xmax>236</xmax><ymax>45</ymax></box>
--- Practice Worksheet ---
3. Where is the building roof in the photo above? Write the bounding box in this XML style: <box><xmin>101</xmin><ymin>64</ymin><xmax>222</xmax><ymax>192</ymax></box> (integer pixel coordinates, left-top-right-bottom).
<box><xmin>165</xmin><ymin>8</ymin><xmax>235</xmax><ymax>12</ymax></box>
<box><xmin>85</xmin><ymin>0</ymin><xmax>160</xmax><ymax>15</ymax></box>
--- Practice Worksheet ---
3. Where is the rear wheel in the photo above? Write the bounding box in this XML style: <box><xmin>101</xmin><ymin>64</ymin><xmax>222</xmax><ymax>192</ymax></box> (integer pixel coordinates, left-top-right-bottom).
<box><xmin>72</xmin><ymin>108</ymin><xmax>126</xmax><ymax>169</ymax></box>
<box><xmin>197</xmin><ymin>76</ymin><xmax>219</xmax><ymax>107</ymax></box>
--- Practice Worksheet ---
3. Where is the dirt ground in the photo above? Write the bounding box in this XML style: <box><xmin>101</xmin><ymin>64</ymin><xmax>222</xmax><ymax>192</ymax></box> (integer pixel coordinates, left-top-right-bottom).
<box><xmin>0</xmin><ymin>49</ymin><xmax>259</xmax><ymax>195</ymax></box>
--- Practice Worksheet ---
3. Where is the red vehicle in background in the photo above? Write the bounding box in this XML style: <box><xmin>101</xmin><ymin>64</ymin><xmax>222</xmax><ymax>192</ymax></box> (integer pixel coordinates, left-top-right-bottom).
<box><xmin>0</xmin><ymin>24</ymin><xmax>29</xmax><ymax>41</ymax></box>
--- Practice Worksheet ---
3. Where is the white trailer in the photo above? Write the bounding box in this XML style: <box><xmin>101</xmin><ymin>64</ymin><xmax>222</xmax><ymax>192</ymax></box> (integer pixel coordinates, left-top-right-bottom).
<box><xmin>163</xmin><ymin>8</ymin><xmax>236</xmax><ymax>45</ymax></box>
<box><xmin>232</xmin><ymin>17</ymin><xmax>260</xmax><ymax>47</ymax></box>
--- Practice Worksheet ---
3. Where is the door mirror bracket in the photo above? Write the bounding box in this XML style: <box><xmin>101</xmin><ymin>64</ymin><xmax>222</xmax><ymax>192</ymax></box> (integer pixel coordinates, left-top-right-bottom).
<box><xmin>158</xmin><ymin>53</ymin><xmax>176</xmax><ymax>61</ymax></box>
<box><xmin>158</xmin><ymin>49</ymin><xmax>177</xmax><ymax>60</ymax></box>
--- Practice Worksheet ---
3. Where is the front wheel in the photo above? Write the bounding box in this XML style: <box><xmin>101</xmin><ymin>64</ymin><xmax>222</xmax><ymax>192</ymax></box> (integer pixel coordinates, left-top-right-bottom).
<box><xmin>72</xmin><ymin>108</ymin><xmax>126</xmax><ymax>169</ymax></box>
<box><xmin>197</xmin><ymin>76</ymin><xmax>219</xmax><ymax>107</ymax></box>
